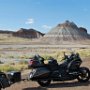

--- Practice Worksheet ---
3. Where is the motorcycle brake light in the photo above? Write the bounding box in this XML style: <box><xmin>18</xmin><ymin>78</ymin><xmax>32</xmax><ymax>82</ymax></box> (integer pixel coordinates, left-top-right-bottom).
<box><xmin>29</xmin><ymin>60</ymin><xmax>34</xmax><ymax>65</ymax></box>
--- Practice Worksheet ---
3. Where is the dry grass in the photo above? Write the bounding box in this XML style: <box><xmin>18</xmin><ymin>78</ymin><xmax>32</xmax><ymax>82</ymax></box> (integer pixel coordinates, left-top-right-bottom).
<box><xmin>0</xmin><ymin>34</ymin><xmax>32</xmax><ymax>43</ymax></box>
<box><xmin>0</xmin><ymin>61</ymin><xmax>28</xmax><ymax>72</ymax></box>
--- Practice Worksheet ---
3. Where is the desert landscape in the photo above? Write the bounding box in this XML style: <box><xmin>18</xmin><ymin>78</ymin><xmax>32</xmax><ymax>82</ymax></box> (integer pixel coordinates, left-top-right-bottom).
<box><xmin>2</xmin><ymin>57</ymin><xmax>90</xmax><ymax>90</ymax></box>
<box><xmin>0</xmin><ymin>20</ymin><xmax>90</xmax><ymax>90</ymax></box>
<box><xmin>0</xmin><ymin>0</ymin><xmax>90</xmax><ymax>89</ymax></box>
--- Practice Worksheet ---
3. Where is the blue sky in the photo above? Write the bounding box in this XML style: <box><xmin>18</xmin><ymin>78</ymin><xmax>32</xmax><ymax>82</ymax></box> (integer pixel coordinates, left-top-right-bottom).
<box><xmin>0</xmin><ymin>0</ymin><xmax>90</xmax><ymax>33</ymax></box>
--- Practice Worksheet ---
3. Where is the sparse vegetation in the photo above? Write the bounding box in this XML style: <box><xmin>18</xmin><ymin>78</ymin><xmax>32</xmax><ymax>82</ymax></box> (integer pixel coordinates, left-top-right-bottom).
<box><xmin>0</xmin><ymin>47</ymin><xmax>90</xmax><ymax>60</ymax></box>
<box><xmin>76</xmin><ymin>49</ymin><xmax>90</xmax><ymax>57</ymax></box>
<box><xmin>0</xmin><ymin>34</ymin><xmax>32</xmax><ymax>44</ymax></box>
<box><xmin>0</xmin><ymin>62</ymin><xmax>28</xmax><ymax>72</ymax></box>
<box><xmin>0</xmin><ymin>44</ymin><xmax>90</xmax><ymax>72</ymax></box>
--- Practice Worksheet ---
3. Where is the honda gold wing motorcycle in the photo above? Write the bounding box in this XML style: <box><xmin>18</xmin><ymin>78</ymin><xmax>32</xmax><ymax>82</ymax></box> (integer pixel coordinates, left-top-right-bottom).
<box><xmin>28</xmin><ymin>53</ymin><xmax>90</xmax><ymax>87</ymax></box>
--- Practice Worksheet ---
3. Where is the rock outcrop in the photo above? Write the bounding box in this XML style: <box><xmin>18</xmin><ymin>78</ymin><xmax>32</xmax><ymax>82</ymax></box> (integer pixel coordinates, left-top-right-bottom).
<box><xmin>0</xmin><ymin>28</ymin><xmax>44</xmax><ymax>39</ymax></box>
<box><xmin>41</xmin><ymin>20</ymin><xmax>90</xmax><ymax>44</ymax></box>
<box><xmin>0</xmin><ymin>30</ymin><xmax>14</xmax><ymax>34</ymax></box>
<box><xmin>13</xmin><ymin>28</ymin><xmax>44</xmax><ymax>38</ymax></box>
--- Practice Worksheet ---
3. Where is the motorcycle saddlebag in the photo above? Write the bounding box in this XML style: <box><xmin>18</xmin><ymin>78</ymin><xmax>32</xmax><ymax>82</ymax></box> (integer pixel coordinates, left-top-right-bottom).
<box><xmin>7</xmin><ymin>71</ymin><xmax>21</xmax><ymax>83</ymax></box>
<box><xmin>30</xmin><ymin>67</ymin><xmax>50</xmax><ymax>79</ymax></box>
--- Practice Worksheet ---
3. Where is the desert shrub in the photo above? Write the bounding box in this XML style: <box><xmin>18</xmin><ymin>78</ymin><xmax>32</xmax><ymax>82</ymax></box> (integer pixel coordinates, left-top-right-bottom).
<box><xmin>20</xmin><ymin>55</ymin><xmax>30</xmax><ymax>59</ymax></box>
<box><xmin>0</xmin><ymin>63</ymin><xmax>28</xmax><ymax>72</ymax></box>
<box><xmin>0</xmin><ymin>65</ymin><xmax>18</xmax><ymax>72</ymax></box>
<box><xmin>13</xmin><ymin>64</ymin><xmax>28</xmax><ymax>71</ymax></box>
<box><xmin>42</xmin><ymin>55</ymin><xmax>52</xmax><ymax>60</ymax></box>
<box><xmin>19</xmin><ymin>60</ymin><xmax>28</xmax><ymax>65</ymax></box>
<box><xmin>76</xmin><ymin>49</ymin><xmax>90</xmax><ymax>57</ymax></box>
<box><xmin>8</xmin><ymin>55</ymin><xmax>14</xmax><ymax>58</ymax></box>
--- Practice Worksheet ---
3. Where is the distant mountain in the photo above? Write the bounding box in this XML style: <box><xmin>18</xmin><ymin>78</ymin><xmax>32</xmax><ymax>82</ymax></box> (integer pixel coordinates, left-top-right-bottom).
<box><xmin>41</xmin><ymin>20</ymin><xmax>90</xmax><ymax>44</ymax></box>
<box><xmin>13</xmin><ymin>28</ymin><xmax>44</xmax><ymax>38</ymax></box>
<box><xmin>0</xmin><ymin>28</ymin><xmax>44</xmax><ymax>39</ymax></box>
<box><xmin>0</xmin><ymin>30</ymin><xmax>14</xmax><ymax>34</ymax></box>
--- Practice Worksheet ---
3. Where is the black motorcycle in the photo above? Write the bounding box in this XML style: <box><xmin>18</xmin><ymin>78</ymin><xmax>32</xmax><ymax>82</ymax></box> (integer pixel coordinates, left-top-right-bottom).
<box><xmin>0</xmin><ymin>71</ymin><xmax>21</xmax><ymax>90</ymax></box>
<box><xmin>28</xmin><ymin>53</ymin><xmax>90</xmax><ymax>87</ymax></box>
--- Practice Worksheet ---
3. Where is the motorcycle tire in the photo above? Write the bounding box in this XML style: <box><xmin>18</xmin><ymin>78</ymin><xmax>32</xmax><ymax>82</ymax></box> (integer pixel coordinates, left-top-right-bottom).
<box><xmin>37</xmin><ymin>80</ymin><xmax>51</xmax><ymax>87</ymax></box>
<box><xmin>77</xmin><ymin>67</ymin><xmax>90</xmax><ymax>82</ymax></box>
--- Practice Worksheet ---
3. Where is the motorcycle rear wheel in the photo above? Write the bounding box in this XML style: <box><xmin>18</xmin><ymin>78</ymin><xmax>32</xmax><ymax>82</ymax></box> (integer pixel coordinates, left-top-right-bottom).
<box><xmin>37</xmin><ymin>80</ymin><xmax>51</xmax><ymax>87</ymax></box>
<box><xmin>77</xmin><ymin>67</ymin><xmax>90</xmax><ymax>82</ymax></box>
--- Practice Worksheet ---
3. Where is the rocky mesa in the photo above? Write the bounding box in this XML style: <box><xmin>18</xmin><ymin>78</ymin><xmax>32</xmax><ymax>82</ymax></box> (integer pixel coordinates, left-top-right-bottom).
<box><xmin>41</xmin><ymin>20</ymin><xmax>90</xmax><ymax>44</ymax></box>
<box><xmin>0</xmin><ymin>28</ymin><xmax>44</xmax><ymax>39</ymax></box>
<box><xmin>12</xmin><ymin>28</ymin><xmax>44</xmax><ymax>38</ymax></box>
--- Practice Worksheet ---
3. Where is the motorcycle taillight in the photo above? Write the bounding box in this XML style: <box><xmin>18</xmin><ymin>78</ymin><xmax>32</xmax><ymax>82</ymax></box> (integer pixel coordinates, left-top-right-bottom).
<box><xmin>29</xmin><ymin>59</ymin><xmax>34</xmax><ymax>65</ymax></box>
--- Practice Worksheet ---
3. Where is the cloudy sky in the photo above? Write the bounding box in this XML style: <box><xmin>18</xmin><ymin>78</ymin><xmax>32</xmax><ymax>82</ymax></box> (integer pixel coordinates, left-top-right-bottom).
<box><xmin>0</xmin><ymin>0</ymin><xmax>90</xmax><ymax>33</ymax></box>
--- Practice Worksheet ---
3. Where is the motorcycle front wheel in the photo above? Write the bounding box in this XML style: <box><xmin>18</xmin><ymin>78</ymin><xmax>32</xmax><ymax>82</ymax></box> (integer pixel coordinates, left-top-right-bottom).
<box><xmin>37</xmin><ymin>80</ymin><xmax>51</xmax><ymax>87</ymax></box>
<box><xmin>77</xmin><ymin>67</ymin><xmax>90</xmax><ymax>82</ymax></box>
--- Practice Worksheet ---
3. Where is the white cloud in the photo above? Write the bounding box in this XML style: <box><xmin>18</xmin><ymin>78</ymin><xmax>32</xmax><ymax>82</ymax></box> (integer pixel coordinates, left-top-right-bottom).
<box><xmin>42</xmin><ymin>25</ymin><xmax>51</xmax><ymax>29</ymax></box>
<box><xmin>25</xmin><ymin>18</ymin><xmax>34</xmax><ymax>24</ymax></box>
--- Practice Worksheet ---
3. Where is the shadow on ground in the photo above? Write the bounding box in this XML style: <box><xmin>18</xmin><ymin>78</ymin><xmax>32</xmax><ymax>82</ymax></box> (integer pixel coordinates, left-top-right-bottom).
<box><xmin>23</xmin><ymin>81</ymin><xmax>90</xmax><ymax>90</ymax></box>
<box><xmin>23</xmin><ymin>86</ymin><xmax>47</xmax><ymax>90</ymax></box>
<box><xmin>48</xmin><ymin>81</ymin><xmax>90</xmax><ymax>88</ymax></box>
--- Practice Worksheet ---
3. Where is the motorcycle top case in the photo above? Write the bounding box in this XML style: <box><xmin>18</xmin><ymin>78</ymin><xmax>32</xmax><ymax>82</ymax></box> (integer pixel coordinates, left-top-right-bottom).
<box><xmin>30</xmin><ymin>67</ymin><xmax>50</xmax><ymax>79</ymax></box>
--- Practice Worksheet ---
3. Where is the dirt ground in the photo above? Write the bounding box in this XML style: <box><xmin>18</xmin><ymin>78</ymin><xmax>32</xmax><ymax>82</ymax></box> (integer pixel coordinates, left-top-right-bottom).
<box><xmin>3</xmin><ymin>80</ymin><xmax>90</xmax><ymax>90</ymax></box>
<box><xmin>3</xmin><ymin>57</ymin><xmax>90</xmax><ymax>90</ymax></box>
